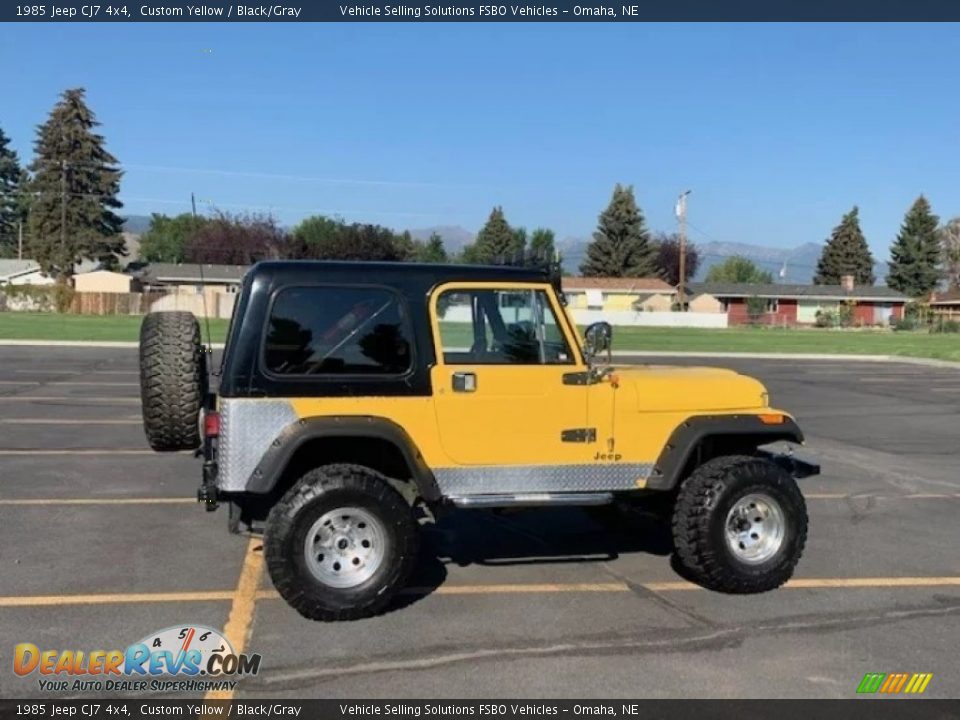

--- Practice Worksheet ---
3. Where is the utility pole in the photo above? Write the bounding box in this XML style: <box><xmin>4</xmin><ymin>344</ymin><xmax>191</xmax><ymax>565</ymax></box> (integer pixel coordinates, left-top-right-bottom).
<box><xmin>676</xmin><ymin>190</ymin><xmax>691</xmax><ymax>310</ymax></box>
<box><xmin>17</xmin><ymin>221</ymin><xmax>22</xmax><ymax>260</ymax></box>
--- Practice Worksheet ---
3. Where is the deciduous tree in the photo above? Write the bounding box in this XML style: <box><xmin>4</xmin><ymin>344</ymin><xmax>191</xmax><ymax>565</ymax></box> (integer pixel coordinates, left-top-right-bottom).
<box><xmin>184</xmin><ymin>212</ymin><xmax>285</xmax><ymax>264</ymax></box>
<box><xmin>654</xmin><ymin>232</ymin><xmax>700</xmax><ymax>286</ymax></box>
<box><xmin>704</xmin><ymin>256</ymin><xmax>773</xmax><ymax>284</ymax></box>
<box><xmin>139</xmin><ymin>213</ymin><xmax>208</xmax><ymax>263</ymax></box>
<box><xmin>940</xmin><ymin>218</ymin><xmax>960</xmax><ymax>290</ymax></box>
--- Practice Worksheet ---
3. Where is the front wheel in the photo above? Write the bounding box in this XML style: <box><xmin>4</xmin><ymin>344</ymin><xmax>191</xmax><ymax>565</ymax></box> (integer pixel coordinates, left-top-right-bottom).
<box><xmin>264</xmin><ymin>464</ymin><xmax>419</xmax><ymax>621</ymax></box>
<box><xmin>671</xmin><ymin>455</ymin><xmax>808</xmax><ymax>594</ymax></box>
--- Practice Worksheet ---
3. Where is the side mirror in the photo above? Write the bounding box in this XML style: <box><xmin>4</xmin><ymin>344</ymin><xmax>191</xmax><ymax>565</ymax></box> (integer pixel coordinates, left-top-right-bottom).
<box><xmin>583</xmin><ymin>321</ymin><xmax>613</xmax><ymax>362</ymax></box>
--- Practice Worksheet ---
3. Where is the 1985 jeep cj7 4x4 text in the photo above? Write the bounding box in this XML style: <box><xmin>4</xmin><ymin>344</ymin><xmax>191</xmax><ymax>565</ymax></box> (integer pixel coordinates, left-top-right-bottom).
<box><xmin>139</xmin><ymin>260</ymin><xmax>819</xmax><ymax>621</ymax></box>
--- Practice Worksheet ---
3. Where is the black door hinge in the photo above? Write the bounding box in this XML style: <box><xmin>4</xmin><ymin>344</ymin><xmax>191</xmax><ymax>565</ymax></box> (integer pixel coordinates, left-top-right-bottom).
<box><xmin>561</xmin><ymin>427</ymin><xmax>597</xmax><ymax>443</ymax></box>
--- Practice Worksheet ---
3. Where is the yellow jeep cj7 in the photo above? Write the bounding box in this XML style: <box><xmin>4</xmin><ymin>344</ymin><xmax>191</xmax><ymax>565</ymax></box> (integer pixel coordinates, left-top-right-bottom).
<box><xmin>139</xmin><ymin>260</ymin><xmax>818</xmax><ymax>621</ymax></box>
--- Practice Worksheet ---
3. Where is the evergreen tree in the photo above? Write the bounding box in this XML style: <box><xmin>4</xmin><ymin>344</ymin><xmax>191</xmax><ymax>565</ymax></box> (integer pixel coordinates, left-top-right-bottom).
<box><xmin>27</xmin><ymin>88</ymin><xmax>125</xmax><ymax>279</ymax></box>
<box><xmin>464</xmin><ymin>206</ymin><xmax>515</xmax><ymax>263</ymax></box>
<box><xmin>0</xmin><ymin>127</ymin><xmax>22</xmax><ymax>258</ymax></box>
<box><xmin>416</xmin><ymin>232</ymin><xmax>448</xmax><ymax>263</ymax></box>
<box><xmin>813</xmin><ymin>206</ymin><xmax>875</xmax><ymax>286</ymax></box>
<box><xmin>886</xmin><ymin>196</ymin><xmax>941</xmax><ymax>297</ymax></box>
<box><xmin>580</xmin><ymin>184</ymin><xmax>655</xmax><ymax>277</ymax></box>
<box><xmin>529</xmin><ymin>227</ymin><xmax>555</xmax><ymax>261</ymax></box>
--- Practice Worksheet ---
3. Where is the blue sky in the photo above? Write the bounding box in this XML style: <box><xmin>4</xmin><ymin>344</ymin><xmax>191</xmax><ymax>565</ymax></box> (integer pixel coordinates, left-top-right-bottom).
<box><xmin>2</xmin><ymin>22</ymin><xmax>958</xmax><ymax>258</ymax></box>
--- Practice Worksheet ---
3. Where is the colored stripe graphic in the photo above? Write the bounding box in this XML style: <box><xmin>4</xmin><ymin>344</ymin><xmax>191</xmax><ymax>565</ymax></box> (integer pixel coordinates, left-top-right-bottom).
<box><xmin>858</xmin><ymin>672</ymin><xmax>932</xmax><ymax>694</ymax></box>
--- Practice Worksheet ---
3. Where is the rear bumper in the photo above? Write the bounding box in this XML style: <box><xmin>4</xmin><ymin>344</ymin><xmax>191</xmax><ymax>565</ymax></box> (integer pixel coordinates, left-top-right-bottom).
<box><xmin>758</xmin><ymin>449</ymin><xmax>821</xmax><ymax>479</ymax></box>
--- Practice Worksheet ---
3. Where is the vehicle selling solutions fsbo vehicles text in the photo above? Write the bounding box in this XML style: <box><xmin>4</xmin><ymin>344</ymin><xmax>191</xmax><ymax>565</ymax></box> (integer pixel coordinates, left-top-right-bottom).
<box><xmin>339</xmin><ymin>5</ymin><xmax>561</xmax><ymax>17</ymax></box>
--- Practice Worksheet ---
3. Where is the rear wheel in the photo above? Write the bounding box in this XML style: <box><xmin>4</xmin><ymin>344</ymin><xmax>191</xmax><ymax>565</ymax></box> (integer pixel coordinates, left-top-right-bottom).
<box><xmin>139</xmin><ymin>311</ymin><xmax>207</xmax><ymax>452</ymax></box>
<box><xmin>264</xmin><ymin>464</ymin><xmax>419</xmax><ymax>621</ymax></box>
<box><xmin>671</xmin><ymin>455</ymin><xmax>807</xmax><ymax>593</ymax></box>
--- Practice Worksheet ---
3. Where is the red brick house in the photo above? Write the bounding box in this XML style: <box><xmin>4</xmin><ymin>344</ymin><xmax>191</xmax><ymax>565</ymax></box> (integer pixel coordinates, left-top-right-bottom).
<box><xmin>688</xmin><ymin>276</ymin><xmax>908</xmax><ymax>327</ymax></box>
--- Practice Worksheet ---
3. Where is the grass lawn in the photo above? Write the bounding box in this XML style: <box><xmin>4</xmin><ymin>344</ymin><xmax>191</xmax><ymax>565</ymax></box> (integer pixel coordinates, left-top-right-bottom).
<box><xmin>611</xmin><ymin>326</ymin><xmax>960</xmax><ymax>362</ymax></box>
<box><xmin>0</xmin><ymin>312</ymin><xmax>230</xmax><ymax>343</ymax></box>
<box><xmin>0</xmin><ymin>313</ymin><xmax>956</xmax><ymax>363</ymax></box>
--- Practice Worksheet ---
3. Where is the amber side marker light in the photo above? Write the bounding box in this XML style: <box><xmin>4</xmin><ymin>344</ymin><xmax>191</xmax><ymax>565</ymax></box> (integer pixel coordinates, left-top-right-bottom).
<box><xmin>758</xmin><ymin>413</ymin><xmax>786</xmax><ymax>425</ymax></box>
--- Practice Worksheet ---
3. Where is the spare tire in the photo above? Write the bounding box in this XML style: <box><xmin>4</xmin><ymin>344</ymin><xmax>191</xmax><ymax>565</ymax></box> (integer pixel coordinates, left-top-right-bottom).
<box><xmin>139</xmin><ymin>311</ymin><xmax>207</xmax><ymax>452</ymax></box>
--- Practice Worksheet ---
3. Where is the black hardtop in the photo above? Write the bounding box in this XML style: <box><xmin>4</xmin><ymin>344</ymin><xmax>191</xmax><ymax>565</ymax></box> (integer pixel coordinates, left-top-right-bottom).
<box><xmin>247</xmin><ymin>259</ymin><xmax>550</xmax><ymax>290</ymax></box>
<box><xmin>220</xmin><ymin>259</ymin><xmax>555</xmax><ymax>399</ymax></box>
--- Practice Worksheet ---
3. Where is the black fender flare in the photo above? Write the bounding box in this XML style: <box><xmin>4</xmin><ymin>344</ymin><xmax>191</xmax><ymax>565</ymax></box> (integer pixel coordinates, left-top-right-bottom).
<box><xmin>646</xmin><ymin>414</ymin><xmax>806</xmax><ymax>491</ymax></box>
<box><xmin>244</xmin><ymin>415</ymin><xmax>440</xmax><ymax>501</ymax></box>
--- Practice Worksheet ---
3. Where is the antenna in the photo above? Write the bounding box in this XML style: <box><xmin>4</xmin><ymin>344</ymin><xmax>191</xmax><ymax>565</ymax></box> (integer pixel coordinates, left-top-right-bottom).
<box><xmin>191</xmin><ymin>192</ymin><xmax>213</xmax><ymax>353</ymax></box>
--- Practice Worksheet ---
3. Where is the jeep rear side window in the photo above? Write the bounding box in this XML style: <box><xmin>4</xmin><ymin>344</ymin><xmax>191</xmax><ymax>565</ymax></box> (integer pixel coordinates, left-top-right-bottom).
<box><xmin>436</xmin><ymin>288</ymin><xmax>573</xmax><ymax>365</ymax></box>
<box><xmin>264</xmin><ymin>287</ymin><xmax>413</xmax><ymax>376</ymax></box>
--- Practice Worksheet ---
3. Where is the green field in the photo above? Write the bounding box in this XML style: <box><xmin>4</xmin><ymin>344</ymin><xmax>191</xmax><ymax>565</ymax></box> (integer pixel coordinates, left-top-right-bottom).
<box><xmin>0</xmin><ymin>312</ymin><xmax>230</xmax><ymax>343</ymax></box>
<box><xmin>0</xmin><ymin>313</ymin><xmax>956</xmax><ymax>362</ymax></box>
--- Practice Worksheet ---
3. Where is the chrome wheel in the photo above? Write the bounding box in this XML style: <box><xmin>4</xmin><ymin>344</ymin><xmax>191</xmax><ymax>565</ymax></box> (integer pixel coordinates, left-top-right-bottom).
<box><xmin>304</xmin><ymin>507</ymin><xmax>386</xmax><ymax>588</ymax></box>
<box><xmin>724</xmin><ymin>493</ymin><xmax>785</xmax><ymax>565</ymax></box>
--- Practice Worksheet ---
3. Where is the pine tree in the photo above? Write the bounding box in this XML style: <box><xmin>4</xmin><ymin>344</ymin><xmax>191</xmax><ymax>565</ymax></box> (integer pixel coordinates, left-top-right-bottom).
<box><xmin>464</xmin><ymin>206</ymin><xmax>515</xmax><ymax>263</ymax></box>
<box><xmin>0</xmin><ymin>127</ymin><xmax>22</xmax><ymax>258</ymax></box>
<box><xmin>27</xmin><ymin>88</ymin><xmax>125</xmax><ymax>279</ymax></box>
<box><xmin>416</xmin><ymin>232</ymin><xmax>448</xmax><ymax>263</ymax></box>
<box><xmin>813</xmin><ymin>206</ymin><xmax>875</xmax><ymax>286</ymax></box>
<box><xmin>886</xmin><ymin>196</ymin><xmax>941</xmax><ymax>297</ymax></box>
<box><xmin>580</xmin><ymin>184</ymin><xmax>655</xmax><ymax>277</ymax></box>
<box><xmin>529</xmin><ymin>227</ymin><xmax>555</xmax><ymax>261</ymax></box>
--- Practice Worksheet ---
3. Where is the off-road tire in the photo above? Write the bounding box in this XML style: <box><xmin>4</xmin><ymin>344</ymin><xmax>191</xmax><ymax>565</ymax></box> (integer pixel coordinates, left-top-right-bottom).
<box><xmin>139</xmin><ymin>311</ymin><xmax>206</xmax><ymax>452</ymax></box>
<box><xmin>672</xmin><ymin>455</ymin><xmax>807</xmax><ymax>594</ymax></box>
<box><xmin>265</xmin><ymin>464</ymin><xmax>419</xmax><ymax>622</ymax></box>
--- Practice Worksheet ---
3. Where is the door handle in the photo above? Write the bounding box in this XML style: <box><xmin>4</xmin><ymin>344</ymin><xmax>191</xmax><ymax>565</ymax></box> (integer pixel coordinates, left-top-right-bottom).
<box><xmin>452</xmin><ymin>372</ymin><xmax>477</xmax><ymax>393</ymax></box>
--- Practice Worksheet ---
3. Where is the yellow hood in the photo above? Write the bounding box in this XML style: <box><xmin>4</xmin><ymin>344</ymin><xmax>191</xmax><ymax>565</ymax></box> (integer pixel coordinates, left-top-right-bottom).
<box><xmin>613</xmin><ymin>365</ymin><xmax>769</xmax><ymax>413</ymax></box>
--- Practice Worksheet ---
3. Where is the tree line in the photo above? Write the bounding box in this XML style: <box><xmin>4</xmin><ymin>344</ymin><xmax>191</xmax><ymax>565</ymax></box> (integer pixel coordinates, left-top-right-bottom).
<box><xmin>0</xmin><ymin>88</ymin><xmax>957</xmax><ymax>297</ymax></box>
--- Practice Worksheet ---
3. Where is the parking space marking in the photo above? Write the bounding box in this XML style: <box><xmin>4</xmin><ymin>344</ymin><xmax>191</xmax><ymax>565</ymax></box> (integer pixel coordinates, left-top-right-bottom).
<box><xmin>0</xmin><ymin>449</ymin><xmax>158</xmax><ymax>456</ymax></box>
<box><xmin>0</xmin><ymin>381</ymin><xmax>138</xmax><ymax>387</ymax></box>
<box><xmin>0</xmin><ymin>419</ymin><xmax>142</xmax><ymax>425</ymax></box>
<box><xmin>0</xmin><ymin>397</ymin><xmax>140</xmax><ymax>404</ymax></box>
<box><xmin>3</xmin><ymin>576</ymin><xmax>960</xmax><ymax>610</ymax></box>
<box><xmin>206</xmin><ymin>537</ymin><xmax>264</xmax><ymax>701</ymax></box>
<box><xmin>0</xmin><ymin>591</ymin><xmax>235</xmax><ymax>607</ymax></box>
<box><xmin>0</xmin><ymin>498</ymin><xmax>194</xmax><ymax>506</ymax></box>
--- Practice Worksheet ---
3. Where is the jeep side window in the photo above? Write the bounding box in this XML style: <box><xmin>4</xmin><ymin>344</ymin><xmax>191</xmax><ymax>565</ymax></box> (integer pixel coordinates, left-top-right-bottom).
<box><xmin>264</xmin><ymin>286</ymin><xmax>413</xmax><ymax>376</ymax></box>
<box><xmin>436</xmin><ymin>288</ymin><xmax>573</xmax><ymax>365</ymax></box>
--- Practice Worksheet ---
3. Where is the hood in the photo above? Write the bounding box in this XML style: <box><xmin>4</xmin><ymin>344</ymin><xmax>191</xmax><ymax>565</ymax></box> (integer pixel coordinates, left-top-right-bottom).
<box><xmin>613</xmin><ymin>365</ymin><xmax>769</xmax><ymax>413</ymax></box>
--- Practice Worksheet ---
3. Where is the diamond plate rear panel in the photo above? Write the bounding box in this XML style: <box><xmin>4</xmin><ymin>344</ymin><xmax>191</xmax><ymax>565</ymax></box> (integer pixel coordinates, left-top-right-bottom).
<box><xmin>218</xmin><ymin>399</ymin><xmax>298</xmax><ymax>492</ymax></box>
<box><xmin>433</xmin><ymin>463</ymin><xmax>653</xmax><ymax>495</ymax></box>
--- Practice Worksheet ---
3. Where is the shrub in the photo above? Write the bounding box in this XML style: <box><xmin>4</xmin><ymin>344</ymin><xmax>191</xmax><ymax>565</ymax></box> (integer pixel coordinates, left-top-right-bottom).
<box><xmin>929</xmin><ymin>317</ymin><xmax>960</xmax><ymax>334</ymax></box>
<box><xmin>814</xmin><ymin>309</ymin><xmax>837</xmax><ymax>328</ymax></box>
<box><xmin>892</xmin><ymin>317</ymin><xmax>917</xmax><ymax>332</ymax></box>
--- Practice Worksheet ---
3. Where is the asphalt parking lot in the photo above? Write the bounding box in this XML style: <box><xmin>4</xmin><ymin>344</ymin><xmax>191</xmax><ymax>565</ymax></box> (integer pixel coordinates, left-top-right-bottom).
<box><xmin>0</xmin><ymin>346</ymin><xmax>958</xmax><ymax>699</ymax></box>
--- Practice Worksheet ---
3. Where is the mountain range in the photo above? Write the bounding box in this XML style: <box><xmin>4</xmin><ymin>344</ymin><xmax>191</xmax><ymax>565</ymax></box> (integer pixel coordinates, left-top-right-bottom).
<box><xmin>122</xmin><ymin>216</ymin><xmax>889</xmax><ymax>284</ymax></box>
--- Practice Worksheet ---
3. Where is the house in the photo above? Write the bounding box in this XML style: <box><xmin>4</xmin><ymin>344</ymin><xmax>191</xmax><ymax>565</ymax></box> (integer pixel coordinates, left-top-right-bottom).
<box><xmin>139</xmin><ymin>263</ymin><xmax>248</xmax><ymax>293</ymax></box>
<box><xmin>688</xmin><ymin>275</ymin><xmax>908</xmax><ymax>326</ymax></box>
<box><xmin>929</xmin><ymin>289</ymin><xmax>960</xmax><ymax>319</ymax></box>
<box><xmin>0</xmin><ymin>259</ymin><xmax>55</xmax><ymax>287</ymax></box>
<box><xmin>561</xmin><ymin>277</ymin><xmax>676</xmax><ymax>312</ymax></box>
<box><xmin>74</xmin><ymin>269</ymin><xmax>140</xmax><ymax>293</ymax></box>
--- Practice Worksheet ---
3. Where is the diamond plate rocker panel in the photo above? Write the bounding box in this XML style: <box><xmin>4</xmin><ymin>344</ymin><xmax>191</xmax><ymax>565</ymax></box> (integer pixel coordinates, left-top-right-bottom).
<box><xmin>433</xmin><ymin>463</ymin><xmax>653</xmax><ymax>496</ymax></box>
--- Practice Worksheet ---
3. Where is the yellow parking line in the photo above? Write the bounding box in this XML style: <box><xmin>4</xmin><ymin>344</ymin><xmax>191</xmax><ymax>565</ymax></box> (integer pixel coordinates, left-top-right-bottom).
<box><xmin>206</xmin><ymin>537</ymin><xmax>264</xmax><ymax>702</ymax></box>
<box><xmin>0</xmin><ymin>591</ymin><xmax>235</xmax><ymax>607</ymax></box>
<box><xmin>3</xmin><ymin>576</ymin><xmax>960</xmax><ymax>610</ymax></box>
<box><xmin>0</xmin><ymin>498</ymin><xmax>193</xmax><ymax>506</ymax></box>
